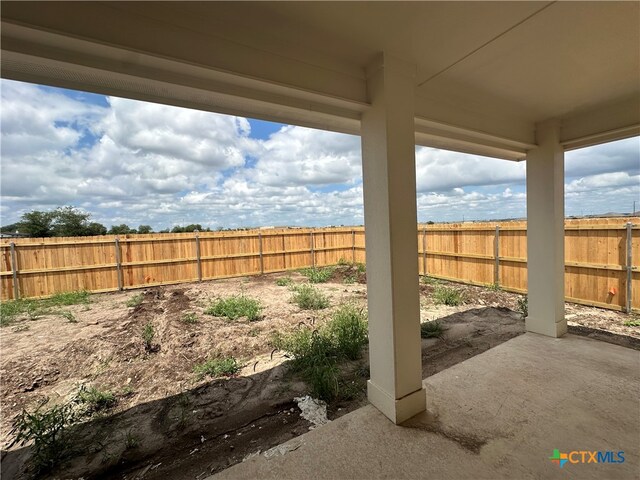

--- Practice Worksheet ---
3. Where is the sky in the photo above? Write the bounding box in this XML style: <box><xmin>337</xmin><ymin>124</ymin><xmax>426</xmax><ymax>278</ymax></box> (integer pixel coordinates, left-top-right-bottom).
<box><xmin>0</xmin><ymin>79</ymin><xmax>638</xmax><ymax>231</ymax></box>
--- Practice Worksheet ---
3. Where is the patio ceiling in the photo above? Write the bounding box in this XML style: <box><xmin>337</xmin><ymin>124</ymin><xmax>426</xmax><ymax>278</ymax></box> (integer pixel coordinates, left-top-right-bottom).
<box><xmin>1</xmin><ymin>1</ymin><xmax>639</xmax><ymax>160</ymax></box>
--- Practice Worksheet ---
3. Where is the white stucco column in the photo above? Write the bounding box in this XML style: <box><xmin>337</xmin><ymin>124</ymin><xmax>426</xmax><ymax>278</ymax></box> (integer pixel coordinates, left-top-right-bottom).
<box><xmin>526</xmin><ymin>120</ymin><xmax>567</xmax><ymax>337</ymax></box>
<box><xmin>361</xmin><ymin>53</ymin><xmax>425</xmax><ymax>424</ymax></box>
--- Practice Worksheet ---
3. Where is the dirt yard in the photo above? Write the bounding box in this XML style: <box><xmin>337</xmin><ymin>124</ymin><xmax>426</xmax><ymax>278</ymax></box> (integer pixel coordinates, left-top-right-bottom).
<box><xmin>1</xmin><ymin>267</ymin><xmax>638</xmax><ymax>479</ymax></box>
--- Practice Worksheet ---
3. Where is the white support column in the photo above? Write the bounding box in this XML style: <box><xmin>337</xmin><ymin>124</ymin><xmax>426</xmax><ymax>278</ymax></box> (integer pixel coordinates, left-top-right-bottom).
<box><xmin>526</xmin><ymin>120</ymin><xmax>567</xmax><ymax>337</ymax></box>
<box><xmin>361</xmin><ymin>53</ymin><xmax>425</xmax><ymax>424</ymax></box>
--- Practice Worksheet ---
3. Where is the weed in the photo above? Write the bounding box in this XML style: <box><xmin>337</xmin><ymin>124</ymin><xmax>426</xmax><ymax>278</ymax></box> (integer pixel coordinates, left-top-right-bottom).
<box><xmin>488</xmin><ymin>282</ymin><xmax>501</xmax><ymax>292</ymax></box>
<box><xmin>291</xmin><ymin>284</ymin><xmax>330</xmax><ymax>310</ymax></box>
<box><xmin>420</xmin><ymin>320</ymin><xmax>444</xmax><ymax>338</ymax></box>
<box><xmin>326</xmin><ymin>304</ymin><xmax>368</xmax><ymax>360</ymax></box>
<box><xmin>343</xmin><ymin>275</ymin><xmax>357</xmax><ymax>284</ymax></box>
<box><xmin>126</xmin><ymin>294</ymin><xmax>143</xmax><ymax>308</ymax></box>
<box><xmin>273</xmin><ymin>306</ymin><xmax>368</xmax><ymax>402</ymax></box>
<box><xmin>356</xmin><ymin>263</ymin><xmax>366</xmax><ymax>274</ymax></box>
<box><xmin>205</xmin><ymin>295</ymin><xmax>262</xmax><ymax>321</ymax></box>
<box><xmin>9</xmin><ymin>402</ymin><xmax>77</xmax><ymax>474</ymax></box>
<box><xmin>337</xmin><ymin>257</ymin><xmax>349</xmax><ymax>266</ymax></box>
<box><xmin>421</xmin><ymin>275</ymin><xmax>441</xmax><ymax>286</ymax></box>
<box><xmin>516</xmin><ymin>296</ymin><xmax>528</xmax><ymax>318</ymax></box>
<box><xmin>247</xmin><ymin>327</ymin><xmax>261</xmax><ymax>337</ymax></box>
<box><xmin>121</xmin><ymin>385</ymin><xmax>134</xmax><ymax>397</ymax></box>
<box><xmin>59</xmin><ymin>310</ymin><xmax>77</xmax><ymax>323</ymax></box>
<box><xmin>433</xmin><ymin>286</ymin><xmax>465</xmax><ymax>306</ymax></box>
<box><xmin>276</xmin><ymin>276</ymin><xmax>293</xmax><ymax>287</ymax></box>
<box><xmin>124</xmin><ymin>430</ymin><xmax>139</xmax><ymax>450</ymax></box>
<box><xmin>142</xmin><ymin>323</ymin><xmax>158</xmax><ymax>352</ymax></box>
<box><xmin>181</xmin><ymin>312</ymin><xmax>198</xmax><ymax>324</ymax></box>
<box><xmin>301</xmin><ymin>267</ymin><xmax>334</xmax><ymax>283</ymax></box>
<box><xmin>75</xmin><ymin>385</ymin><xmax>116</xmax><ymax>414</ymax></box>
<box><xmin>623</xmin><ymin>319</ymin><xmax>640</xmax><ymax>327</ymax></box>
<box><xmin>194</xmin><ymin>357</ymin><xmax>240</xmax><ymax>379</ymax></box>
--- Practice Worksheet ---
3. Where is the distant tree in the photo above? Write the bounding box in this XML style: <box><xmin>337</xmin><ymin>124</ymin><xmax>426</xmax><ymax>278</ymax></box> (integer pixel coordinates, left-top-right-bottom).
<box><xmin>137</xmin><ymin>225</ymin><xmax>153</xmax><ymax>234</ymax></box>
<box><xmin>17</xmin><ymin>210</ymin><xmax>55</xmax><ymax>237</ymax></box>
<box><xmin>86</xmin><ymin>222</ymin><xmax>108</xmax><ymax>236</ymax></box>
<box><xmin>0</xmin><ymin>223</ymin><xmax>21</xmax><ymax>233</ymax></box>
<box><xmin>171</xmin><ymin>224</ymin><xmax>203</xmax><ymax>233</ymax></box>
<box><xmin>50</xmin><ymin>206</ymin><xmax>92</xmax><ymax>237</ymax></box>
<box><xmin>159</xmin><ymin>228</ymin><xmax>170</xmax><ymax>233</ymax></box>
<box><xmin>109</xmin><ymin>224</ymin><xmax>137</xmax><ymax>235</ymax></box>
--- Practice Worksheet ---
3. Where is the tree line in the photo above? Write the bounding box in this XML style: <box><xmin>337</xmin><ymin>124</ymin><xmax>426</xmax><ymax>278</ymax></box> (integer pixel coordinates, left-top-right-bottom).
<box><xmin>0</xmin><ymin>206</ymin><xmax>212</xmax><ymax>237</ymax></box>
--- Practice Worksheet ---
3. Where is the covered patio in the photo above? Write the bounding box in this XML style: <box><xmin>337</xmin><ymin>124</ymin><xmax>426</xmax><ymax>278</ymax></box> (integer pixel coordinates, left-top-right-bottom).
<box><xmin>2</xmin><ymin>1</ymin><xmax>639</xmax><ymax>477</ymax></box>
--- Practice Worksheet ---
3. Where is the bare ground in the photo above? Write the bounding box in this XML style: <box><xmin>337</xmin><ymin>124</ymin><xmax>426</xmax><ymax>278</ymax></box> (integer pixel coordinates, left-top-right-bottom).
<box><xmin>1</xmin><ymin>268</ymin><xmax>637</xmax><ymax>479</ymax></box>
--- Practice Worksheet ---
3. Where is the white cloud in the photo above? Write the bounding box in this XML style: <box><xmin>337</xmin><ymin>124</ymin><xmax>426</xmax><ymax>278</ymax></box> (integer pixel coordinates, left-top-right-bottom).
<box><xmin>1</xmin><ymin>79</ymin><xmax>638</xmax><ymax>230</ymax></box>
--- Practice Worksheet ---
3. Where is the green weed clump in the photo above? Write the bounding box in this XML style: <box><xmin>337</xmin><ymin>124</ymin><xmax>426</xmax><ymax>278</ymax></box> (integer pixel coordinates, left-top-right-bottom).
<box><xmin>194</xmin><ymin>357</ymin><xmax>240</xmax><ymax>379</ymax></box>
<box><xmin>516</xmin><ymin>296</ymin><xmax>528</xmax><ymax>318</ymax></box>
<box><xmin>75</xmin><ymin>385</ymin><xmax>116</xmax><ymax>414</ymax></box>
<box><xmin>48</xmin><ymin>291</ymin><xmax>90</xmax><ymax>306</ymax></box>
<box><xmin>142</xmin><ymin>323</ymin><xmax>157</xmax><ymax>352</ymax></box>
<box><xmin>273</xmin><ymin>304</ymin><xmax>368</xmax><ymax>402</ymax></box>
<box><xmin>181</xmin><ymin>312</ymin><xmax>198</xmax><ymax>324</ymax></box>
<box><xmin>420</xmin><ymin>320</ymin><xmax>444</xmax><ymax>338</ymax></box>
<box><xmin>276</xmin><ymin>276</ymin><xmax>293</xmax><ymax>287</ymax></box>
<box><xmin>433</xmin><ymin>286</ymin><xmax>465</xmax><ymax>306</ymax></box>
<box><xmin>291</xmin><ymin>284</ymin><xmax>330</xmax><ymax>310</ymax></box>
<box><xmin>623</xmin><ymin>319</ymin><xmax>640</xmax><ymax>327</ymax></box>
<box><xmin>126</xmin><ymin>294</ymin><xmax>143</xmax><ymax>308</ymax></box>
<box><xmin>205</xmin><ymin>295</ymin><xmax>262</xmax><ymax>321</ymax></box>
<box><xmin>9</xmin><ymin>403</ymin><xmax>77</xmax><ymax>475</ymax></box>
<box><xmin>301</xmin><ymin>267</ymin><xmax>334</xmax><ymax>283</ymax></box>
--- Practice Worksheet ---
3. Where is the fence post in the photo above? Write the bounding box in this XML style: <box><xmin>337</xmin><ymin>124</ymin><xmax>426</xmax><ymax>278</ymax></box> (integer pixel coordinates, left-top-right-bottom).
<box><xmin>194</xmin><ymin>230</ymin><xmax>202</xmax><ymax>282</ymax></box>
<box><xmin>310</xmin><ymin>232</ymin><xmax>315</xmax><ymax>268</ymax></box>
<box><xmin>10</xmin><ymin>242</ymin><xmax>19</xmax><ymax>300</ymax></box>
<box><xmin>114</xmin><ymin>237</ymin><xmax>123</xmax><ymax>291</ymax></box>
<box><xmin>494</xmin><ymin>225</ymin><xmax>500</xmax><ymax>286</ymax></box>
<box><xmin>422</xmin><ymin>227</ymin><xmax>427</xmax><ymax>276</ymax></box>
<box><xmin>626</xmin><ymin>222</ymin><xmax>633</xmax><ymax>313</ymax></box>
<box><xmin>352</xmin><ymin>229</ymin><xmax>356</xmax><ymax>263</ymax></box>
<box><xmin>258</xmin><ymin>232</ymin><xmax>264</xmax><ymax>274</ymax></box>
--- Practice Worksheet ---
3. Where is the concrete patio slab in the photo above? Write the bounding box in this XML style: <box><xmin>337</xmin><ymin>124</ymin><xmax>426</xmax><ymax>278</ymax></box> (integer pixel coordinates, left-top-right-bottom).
<box><xmin>212</xmin><ymin>333</ymin><xmax>640</xmax><ymax>480</ymax></box>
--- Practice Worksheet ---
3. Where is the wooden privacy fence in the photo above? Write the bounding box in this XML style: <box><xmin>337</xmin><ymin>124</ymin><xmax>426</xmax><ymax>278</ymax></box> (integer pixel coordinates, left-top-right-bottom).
<box><xmin>1</xmin><ymin>218</ymin><xmax>638</xmax><ymax>313</ymax></box>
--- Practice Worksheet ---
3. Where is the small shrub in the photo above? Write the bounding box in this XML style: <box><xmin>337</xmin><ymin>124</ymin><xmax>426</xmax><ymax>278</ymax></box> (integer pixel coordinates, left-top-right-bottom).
<box><xmin>142</xmin><ymin>323</ymin><xmax>157</xmax><ymax>352</ymax></box>
<box><xmin>291</xmin><ymin>284</ymin><xmax>330</xmax><ymax>310</ymax></box>
<box><xmin>181</xmin><ymin>312</ymin><xmax>198</xmax><ymax>324</ymax></box>
<box><xmin>124</xmin><ymin>430</ymin><xmax>139</xmax><ymax>449</ymax></box>
<box><xmin>433</xmin><ymin>286</ymin><xmax>465</xmax><ymax>306</ymax></box>
<box><xmin>75</xmin><ymin>386</ymin><xmax>116</xmax><ymax>414</ymax></box>
<box><xmin>205</xmin><ymin>295</ymin><xmax>262</xmax><ymax>321</ymax></box>
<box><xmin>301</xmin><ymin>267</ymin><xmax>334</xmax><ymax>284</ymax></box>
<box><xmin>194</xmin><ymin>357</ymin><xmax>240</xmax><ymax>379</ymax></box>
<box><xmin>276</xmin><ymin>277</ymin><xmax>293</xmax><ymax>287</ymax></box>
<box><xmin>516</xmin><ymin>296</ymin><xmax>528</xmax><ymax>318</ymax></box>
<box><xmin>327</xmin><ymin>304</ymin><xmax>368</xmax><ymax>360</ymax></box>
<box><xmin>420</xmin><ymin>320</ymin><xmax>444</xmax><ymax>338</ymax></box>
<box><xmin>126</xmin><ymin>294</ymin><xmax>143</xmax><ymax>308</ymax></box>
<box><xmin>59</xmin><ymin>310</ymin><xmax>76</xmax><ymax>323</ymax></box>
<box><xmin>9</xmin><ymin>403</ymin><xmax>77</xmax><ymax>474</ymax></box>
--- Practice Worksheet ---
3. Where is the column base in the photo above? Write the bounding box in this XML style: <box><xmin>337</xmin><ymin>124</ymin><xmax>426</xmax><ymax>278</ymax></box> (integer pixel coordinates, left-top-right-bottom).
<box><xmin>367</xmin><ymin>380</ymin><xmax>426</xmax><ymax>424</ymax></box>
<box><xmin>525</xmin><ymin>317</ymin><xmax>567</xmax><ymax>338</ymax></box>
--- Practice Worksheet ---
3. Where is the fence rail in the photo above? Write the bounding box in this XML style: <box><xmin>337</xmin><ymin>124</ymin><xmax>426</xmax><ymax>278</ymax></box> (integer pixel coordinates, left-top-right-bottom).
<box><xmin>1</xmin><ymin>218</ymin><xmax>638</xmax><ymax>313</ymax></box>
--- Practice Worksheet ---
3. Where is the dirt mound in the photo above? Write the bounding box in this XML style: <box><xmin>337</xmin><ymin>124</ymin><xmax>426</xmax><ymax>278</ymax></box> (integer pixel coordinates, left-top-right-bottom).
<box><xmin>329</xmin><ymin>265</ymin><xmax>366</xmax><ymax>284</ymax></box>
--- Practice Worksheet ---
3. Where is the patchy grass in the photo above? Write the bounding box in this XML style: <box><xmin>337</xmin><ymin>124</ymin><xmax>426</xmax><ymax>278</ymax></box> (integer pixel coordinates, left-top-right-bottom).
<box><xmin>1</xmin><ymin>290</ymin><xmax>90</xmax><ymax>327</ymax></box>
<box><xmin>623</xmin><ymin>319</ymin><xmax>640</xmax><ymax>327</ymax></box>
<box><xmin>205</xmin><ymin>295</ymin><xmax>262</xmax><ymax>321</ymax></box>
<box><xmin>420</xmin><ymin>320</ymin><xmax>444</xmax><ymax>338</ymax></box>
<box><xmin>433</xmin><ymin>286</ymin><xmax>465</xmax><ymax>306</ymax></box>
<box><xmin>275</xmin><ymin>276</ymin><xmax>293</xmax><ymax>287</ymax></box>
<box><xmin>301</xmin><ymin>267</ymin><xmax>334</xmax><ymax>283</ymax></box>
<box><xmin>126</xmin><ymin>294</ymin><xmax>143</xmax><ymax>308</ymax></box>
<box><xmin>59</xmin><ymin>311</ymin><xmax>77</xmax><ymax>323</ymax></box>
<box><xmin>181</xmin><ymin>312</ymin><xmax>198</xmax><ymax>324</ymax></box>
<box><xmin>193</xmin><ymin>357</ymin><xmax>240</xmax><ymax>380</ymax></box>
<box><xmin>421</xmin><ymin>275</ymin><xmax>442</xmax><ymax>286</ymax></box>
<box><xmin>290</xmin><ymin>284</ymin><xmax>330</xmax><ymax>310</ymax></box>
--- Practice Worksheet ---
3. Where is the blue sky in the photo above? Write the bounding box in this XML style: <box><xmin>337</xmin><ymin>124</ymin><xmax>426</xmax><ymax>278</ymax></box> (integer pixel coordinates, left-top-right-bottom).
<box><xmin>1</xmin><ymin>79</ymin><xmax>638</xmax><ymax>231</ymax></box>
